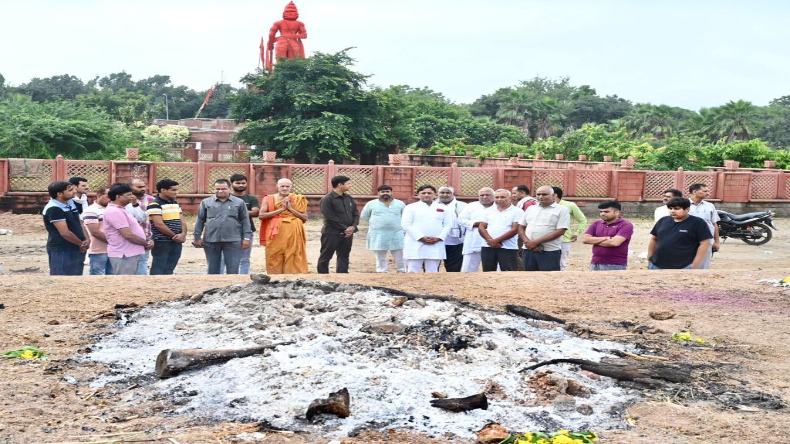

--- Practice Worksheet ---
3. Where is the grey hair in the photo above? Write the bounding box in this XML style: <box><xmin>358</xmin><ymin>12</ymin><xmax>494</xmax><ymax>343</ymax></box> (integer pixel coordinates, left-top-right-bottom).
<box><xmin>438</xmin><ymin>185</ymin><xmax>455</xmax><ymax>194</ymax></box>
<box><xmin>277</xmin><ymin>178</ymin><xmax>293</xmax><ymax>185</ymax></box>
<box><xmin>494</xmin><ymin>188</ymin><xmax>512</xmax><ymax>197</ymax></box>
<box><xmin>478</xmin><ymin>187</ymin><xmax>495</xmax><ymax>195</ymax></box>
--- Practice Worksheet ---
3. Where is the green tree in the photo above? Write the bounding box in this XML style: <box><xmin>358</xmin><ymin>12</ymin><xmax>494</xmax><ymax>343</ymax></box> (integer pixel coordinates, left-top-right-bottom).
<box><xmin>565</xmin><ymin>94</ymin><xmax>632</xmax><ymax>129</ymax></box>
<box><xmin>97</xmin><ymin>71</ymin><xmax>136</xmax><ymax>92</ymax></box>
<box><xmin>755</xmin><ymin>96</ymin><xmax>790</xmax><ymax>149</ymax></box>
<box><xmin>708</xmin><ymin>100</ymin><xmax>758</xmax><ymax>142</ymax></box>
<box><xmin>18</xmin><ymin>74</ymin><xmax>89</xmax><ymax>102</ymax></box>
<box><xmin>0</xmin><ymin>94</ymin><xmax>119</xmax><ymax>158</ymax></box>
<box><xmin>620</xmin><ymin>104</ymin><xmax>676</xmax><ymax>139</ymax></box>
<box><xmin>703</xmin><ymin>139</ymin><xmax>775</xmax><ymax>168</ymax></box>
<box><xmin>77</xmin><ymin>88</ymin><xmax>153</xmax><ymax>124</ymax></box>
<box><xmin>469</xmin><ymin>87</ymin><xmax>515</xmax><ymax>118</ymax></box>
<box><xmin>692</xmin><ymin>100</ymin><xmax>758</xmax><ymax>143</ymax></box>
<box><xmin>233</xmin><ymin>50</ymin><xmax>390</xmax><ymax>163</ymax></box>
<box><xmin>533</xmin><ymin>97</ymin><xmax>565</xmax><ymax>139</ymax></box>
<box><xmin>495</xmin><ymin>90</ymin><xmax>533</xmax><ymax>137</ymax></box>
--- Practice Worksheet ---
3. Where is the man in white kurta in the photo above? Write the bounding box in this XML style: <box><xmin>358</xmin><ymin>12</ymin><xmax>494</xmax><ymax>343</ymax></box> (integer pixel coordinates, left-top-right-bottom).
<box><xmin>436</xmin><ymin>186</ymin><xmax>467</xmax><ymax>272</ymax></box>
<box><xmin>401</xmin><ymin>185</ymin><xmax>453</xmax><ymax>273</ymax></box>
<box><xmin>457</xmin><ymin>187</ymin><xmax>495</xmax><ymax>272</ymax></box>
<box><xmin>360</xmin><ymin>185</ymin><xmax>406</xmax><ymax>273</ymax></box>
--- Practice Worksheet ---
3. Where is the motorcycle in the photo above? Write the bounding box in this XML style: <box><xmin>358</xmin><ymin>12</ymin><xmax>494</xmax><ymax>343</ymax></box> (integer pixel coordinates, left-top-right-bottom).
<box><xmin>717</xmin><ymin>210</ymin><xmax>778</xmax><ymax>246</ymax></box>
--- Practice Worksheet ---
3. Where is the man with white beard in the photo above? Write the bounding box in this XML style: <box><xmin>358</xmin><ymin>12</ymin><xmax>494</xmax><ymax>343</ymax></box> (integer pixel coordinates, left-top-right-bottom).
<box><xmin>401</xmin><ymin>185</ymin><xmax>454</xmax><ymax>273</ymax></box>
<box><xmin>457</xmin><ymin>187</ymin><xmax>495</xmax><ymax>272</ymax></box>
<box><xmin>436</xmin><ymin>186</ymin><xmax>466</xmax><ymax>272</ymax></box>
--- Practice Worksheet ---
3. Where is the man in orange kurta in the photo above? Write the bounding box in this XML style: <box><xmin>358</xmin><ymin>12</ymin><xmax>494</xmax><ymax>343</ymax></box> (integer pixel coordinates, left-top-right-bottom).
<box><xmin>259</xmin><ymin>178</ymin><xmax>309</xmax><ymax>274</ymax></box>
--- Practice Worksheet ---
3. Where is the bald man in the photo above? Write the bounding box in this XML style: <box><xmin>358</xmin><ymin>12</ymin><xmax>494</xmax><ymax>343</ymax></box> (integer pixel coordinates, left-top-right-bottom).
<box><xmin>517</xmin><ymin>186</ymin><xmax>570</xmax><ymax>271</ymax></box>
<box><xmin>259</xmin><ymin>178</ymin><xmax>309</xmax><ymax>274</ymax></box>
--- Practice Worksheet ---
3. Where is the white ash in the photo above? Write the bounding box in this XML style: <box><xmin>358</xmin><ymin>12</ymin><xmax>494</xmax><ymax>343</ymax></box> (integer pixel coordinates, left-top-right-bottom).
<box><xmin>89</xmin><ymin>280</ymin><xmax>638</xmax><ymax>439</ymax></box>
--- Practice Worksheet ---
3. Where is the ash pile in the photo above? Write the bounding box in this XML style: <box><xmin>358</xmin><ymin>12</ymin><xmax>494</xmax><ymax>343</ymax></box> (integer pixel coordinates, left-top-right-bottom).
<box><xmin>89</xmin><ymin>277</ymin><xmax>638</xmax><ymax>439</ymax></box>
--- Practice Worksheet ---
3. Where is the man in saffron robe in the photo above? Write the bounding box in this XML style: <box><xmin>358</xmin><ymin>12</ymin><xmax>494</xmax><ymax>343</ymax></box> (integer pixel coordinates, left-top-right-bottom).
<box><xmin>259</xmin><ymin>178</ymin><xmax>308</xmax><ymax>274</ymax></box>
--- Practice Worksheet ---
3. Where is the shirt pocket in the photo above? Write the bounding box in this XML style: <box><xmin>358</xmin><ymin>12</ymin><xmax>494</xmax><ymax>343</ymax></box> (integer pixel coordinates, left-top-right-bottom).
<box><xmin>207</xmin><ymin>206</ymin><xmax>222</xmax><ymax>220</ymax></box>
<box><xmin>535</xmin><ymin>212</ymin><xmax>557</xmax><ymax>228</ymax></box>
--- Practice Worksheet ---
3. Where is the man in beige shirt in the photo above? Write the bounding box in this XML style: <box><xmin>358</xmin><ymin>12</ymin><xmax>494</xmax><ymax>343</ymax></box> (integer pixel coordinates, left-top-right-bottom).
<box><xmin>518</xmin><ymin>186</ymin><xmax>570</xmax><ymax>271</ymax></box>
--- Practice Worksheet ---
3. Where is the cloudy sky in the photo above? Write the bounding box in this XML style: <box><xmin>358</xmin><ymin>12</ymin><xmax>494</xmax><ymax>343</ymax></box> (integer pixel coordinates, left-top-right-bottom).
<box><xmin>2</xmin><ymin>0</ymin><xmax>789</xmax><ymax>109</ymax></box>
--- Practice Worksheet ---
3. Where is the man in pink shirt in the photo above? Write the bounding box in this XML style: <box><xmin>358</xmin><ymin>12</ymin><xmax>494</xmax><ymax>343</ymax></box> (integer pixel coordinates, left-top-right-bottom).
<box><xmin>103</xmin><ymin>183</ymin><xmax>154</xmax><ymax>275</ymax></box>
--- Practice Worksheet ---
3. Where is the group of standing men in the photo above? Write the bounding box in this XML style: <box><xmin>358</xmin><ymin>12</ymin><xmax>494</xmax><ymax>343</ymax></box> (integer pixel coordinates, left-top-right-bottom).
<box><xmin>43</xmin><ymin>172</ymin><xmax>721</xmax><ymax>276</ymax></box>
<box><xmin>43</xmin><ymin>177</ymin><xmax>187</xmax><ymax>276</ymax></box>
<box><xmin>318</xmin><ymin>176</ymin><xmax>721</xmax><ymax>273</ymax></box>
<box><xmin>321</xmin><ymin>177</ymin><xmax>597</xmax><ymax>274</ymax></box>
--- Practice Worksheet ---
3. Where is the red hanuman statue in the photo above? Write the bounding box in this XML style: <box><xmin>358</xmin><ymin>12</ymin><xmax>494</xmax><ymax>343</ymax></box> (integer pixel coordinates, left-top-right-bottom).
<box><xmin>264</xmin><ymin>2</ymin><xmax>307</xmax><ymax>71</ymax></box>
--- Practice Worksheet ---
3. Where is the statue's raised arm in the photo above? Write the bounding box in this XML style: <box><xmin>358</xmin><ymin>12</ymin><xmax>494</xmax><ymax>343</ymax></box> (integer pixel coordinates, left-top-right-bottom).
<box><xmin>265</xmin><ymin>2</ymin><xmax>307</xmax><ymax>71</ymax></box>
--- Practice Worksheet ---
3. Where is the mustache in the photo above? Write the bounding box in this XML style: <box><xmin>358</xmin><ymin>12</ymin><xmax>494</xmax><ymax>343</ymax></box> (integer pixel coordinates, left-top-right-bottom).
<box><xmin>233</xmin><ymin>186</ymin><xmax>247</xmax><ymax>192</ymax></box>
<box><xmin>379</xmin><ymin>195</ymin><xmax>392</xmax><ymax>200</ymax></box>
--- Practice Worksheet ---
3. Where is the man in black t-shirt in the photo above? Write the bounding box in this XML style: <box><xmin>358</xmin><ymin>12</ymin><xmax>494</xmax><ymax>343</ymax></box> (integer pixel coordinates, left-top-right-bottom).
<box><xmin>226</xmin><ymin>174</ymin><xmax>260</xmax><ymax>274</ymax></box>
<box><xmin>43</xmin><ymin>181</ymin><xmax>90</xmax><ymax>275</ymax></box>
<box><xmin>648</xmin><ymin>197</ymin><xmax>712</xmax><ymax>270</ymax></box>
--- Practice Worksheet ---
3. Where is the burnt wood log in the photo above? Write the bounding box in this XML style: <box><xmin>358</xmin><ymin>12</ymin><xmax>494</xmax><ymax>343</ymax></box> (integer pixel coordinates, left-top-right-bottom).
<box><xmin>505</xmin><ymin>304</ymin><xmax>566</xmax><ymax>324</ymax></box>
<box><xmin>519</xmin><ymin>358</ymin><xmax>692</xmax><ymax>384</ymax></box>
<box><xmin>367</xmin><ymin>285</ymin><xmax>454</xmax><ymax>302</ymax></box>
<box><xmin>430</xmin><ymin>393</ymin><xmax>488</xmax><ymax>412</ymax></box>
<box><xmin>155</xmin><ymin>342</ymin><xmax>292</xmax><ymax>378</ymax></box>
<box><xmin>306</xmin><ymin>388</ymin><xmax>350</xmax><ymax>420</ymax></box>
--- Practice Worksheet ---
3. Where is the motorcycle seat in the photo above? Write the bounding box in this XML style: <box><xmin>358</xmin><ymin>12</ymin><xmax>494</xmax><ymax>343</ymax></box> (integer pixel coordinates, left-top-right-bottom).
<box><xmin>718</xmin><ymin>211</ymin><xmax>769</xmax><ymax>222</ymax></box>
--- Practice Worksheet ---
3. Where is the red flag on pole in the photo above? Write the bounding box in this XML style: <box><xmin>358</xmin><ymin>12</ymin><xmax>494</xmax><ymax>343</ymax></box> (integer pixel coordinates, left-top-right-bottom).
<box><xmin>259</xmin><ymin>37</ymin><xmax>266</xmax><ymax>67</ymax></box>
<box><xmin>203</xmin><ymin>85</ymin><xmax>215</xmax><ymax>106</ymax></box>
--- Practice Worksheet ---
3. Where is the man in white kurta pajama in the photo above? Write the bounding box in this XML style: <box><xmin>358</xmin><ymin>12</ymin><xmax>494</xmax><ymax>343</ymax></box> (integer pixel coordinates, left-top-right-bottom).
<box><xmin>401</xmin><ymin>185</ymin><xmax>454</xmax><ymax>273</ymax></box>
<box><xmin>361</xmin><ymin>185</ymin><xmax>406</xmax><ymax>273</ymax></box>
<box><xmin>436</xmin><ymin>186</ymin><xmax>467</xmax><ymax>272</ymax></box>
<box><xmin>457</xmin><ymin>187</ymin><xmax>495</xmax><ymax>272</ymax></box>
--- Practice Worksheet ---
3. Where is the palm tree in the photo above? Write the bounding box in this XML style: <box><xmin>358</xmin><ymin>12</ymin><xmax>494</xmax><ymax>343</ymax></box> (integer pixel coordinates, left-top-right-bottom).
<box><xmin>709</xmin><ymin>100</ymin><xmax>757</xmax><ymax>142</ymax></box>
<box><xmin>619</xmin><ymin>104</ymin><xmax>674</xmax><ymax>139</ymax></box>
<box><xmin>495</xmin><ymin>91</ymin><xmax>533</xmax><ymax>138</ymax></box>
<box><xmin>533</xmin><ymin>97</ymin><xmax>564</xmax><ymax>139</ymax></box>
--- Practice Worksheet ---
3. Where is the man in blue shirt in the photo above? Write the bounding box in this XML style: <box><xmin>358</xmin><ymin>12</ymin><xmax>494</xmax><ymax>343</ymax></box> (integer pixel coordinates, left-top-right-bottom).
<box><xmin>42</xmin><ymin>181</ymin><xmax>90</xmax><ymax>275</ymax></box>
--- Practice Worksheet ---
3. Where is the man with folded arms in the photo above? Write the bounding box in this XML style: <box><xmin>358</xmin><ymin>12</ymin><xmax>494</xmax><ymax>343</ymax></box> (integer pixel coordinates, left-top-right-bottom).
<box><xmin>582</xmin><ymin>200</ymin><xmax>633</xmax><ymax>271</ymax></box>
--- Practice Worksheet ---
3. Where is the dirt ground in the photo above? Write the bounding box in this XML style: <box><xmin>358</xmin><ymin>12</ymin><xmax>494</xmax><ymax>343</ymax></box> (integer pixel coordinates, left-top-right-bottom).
<box><xmin>1</xmin><ymin>213</ymin><xmax>789</xmax><ymax>443</ymax></box>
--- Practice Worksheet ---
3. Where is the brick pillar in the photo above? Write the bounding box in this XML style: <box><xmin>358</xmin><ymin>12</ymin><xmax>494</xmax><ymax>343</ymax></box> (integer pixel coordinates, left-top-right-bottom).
<box><xmin>325</xmin><ymin>160</ymin><xmax>337</xmax><ymax>193</ymax></box>
<box><xmin>55</xmin><ymin>155</ymin><xmax>66</xmax><ymax>181</ymax></box>
<box><xmin>720</xmin><ymin>172</ymin><xmax>752</xmax><ymax>202</ymax></box>
<box><xmin>247</xmin><ymin>164</ymin><xmax>257</xmax><ymax>197</ymax></box>
<box><xmin>615</xmin><ymin>171</ymin><xmax>646</xmax><ymax>202</ymax></box>
<box><xmin>253</xmin><ymin>164</ymin><xmax>290</xmax><ymax>197</ymax></box>
<box><xmin>0</xmin><ymin>159</ymin><xmax>8</xmax><ymax>195</ymax></box>
<box><xmin>450</xmin><ymin>163</ymin><xmax>461</xmax><ymax>192</ymax></box>
<box><xmin>382</xmin><ymin>166</ymin><xmax>414</xmax><ymax>202</ymax></box>
<box><xmin>566</xmin><ymin>167</ymin><xmax>577</xmax><ymax>197</ymax></box>
<box><xmin>196</xmin><ymin>160</ymin><xmax>207</xmax><ymax>194</ymax></box>
<box><xmin>779</xmin><ymin>172</ymin><xmax>789</xmax><ymax>199</ymax></box>
<box><xmin>675</xmin><ymin>167</ymin><xmax>685</xmax><ymax>193</ymax></box>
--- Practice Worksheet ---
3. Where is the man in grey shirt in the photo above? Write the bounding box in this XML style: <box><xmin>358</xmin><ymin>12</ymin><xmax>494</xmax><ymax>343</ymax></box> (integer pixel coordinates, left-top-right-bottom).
<box><xmin>193</xmin><ymin>179</ymin><xmax>252</xmax><ymax>274</ymax></box>
<box><xmin>687</xmin><ymin>183</ymin><xmax>720</xmax><ymax>269</ymax></box>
